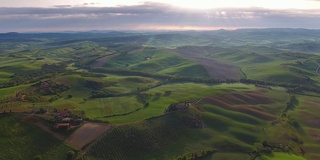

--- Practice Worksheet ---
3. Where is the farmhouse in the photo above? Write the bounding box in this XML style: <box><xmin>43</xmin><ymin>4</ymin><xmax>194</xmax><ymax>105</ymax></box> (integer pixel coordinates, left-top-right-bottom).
<box><xmin>54</xmin><ymin>123</ymin><xmax>70</xmax><ymax>129</ymax></box>
<box><xmin>61</xmin><ymin>117</ymin><xmax>71</xmax><ymax>123</ymax></box>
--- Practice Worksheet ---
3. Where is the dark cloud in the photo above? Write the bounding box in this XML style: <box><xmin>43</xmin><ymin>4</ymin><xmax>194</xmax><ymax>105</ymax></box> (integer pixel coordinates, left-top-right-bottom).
<box><xmin>0</xmin><ymin>2</ymin><xmax>319</xmax><ymax>32</ymax></box>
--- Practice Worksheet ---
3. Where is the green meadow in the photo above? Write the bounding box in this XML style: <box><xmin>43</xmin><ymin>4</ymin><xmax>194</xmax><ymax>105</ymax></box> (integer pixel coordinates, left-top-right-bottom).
<box><xmin>259</xmin><ymin>152</ymin><xmax>307</xmax><ymax>160</ymax></box>
<box><xmin>100</xmin><ymin>83</ymin><xmax>256</xmax><ymax>123</ymax></box>
<box><xmin>288</xmin><ymin>95</ymin><xmax>320</xmax><ymax>160</ymax></box>
<box><xmin>103</xmin><ymin>50</ymin><xmax>210</xmax><ymax>78</ymax></box>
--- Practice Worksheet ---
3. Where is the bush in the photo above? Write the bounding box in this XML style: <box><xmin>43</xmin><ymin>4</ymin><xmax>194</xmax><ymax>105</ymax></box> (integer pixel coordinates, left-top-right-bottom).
<box><xmin>33</xmin><ymin>155</ymin><xmax>42</xmax><ymax>160</ymax></box>
<box><xmin>67</xmin><ymin>151</ymin><xmax>75</xmax><ymax>160</ymax></box>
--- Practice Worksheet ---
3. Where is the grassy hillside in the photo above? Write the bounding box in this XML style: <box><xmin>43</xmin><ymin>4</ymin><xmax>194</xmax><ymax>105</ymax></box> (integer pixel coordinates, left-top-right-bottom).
<box><xmin>0</xmin><ymin>114</ymin><xmax>74</xmax><ymax>160</ymax></box>
<box><xmin>99</xmin><ymin>83</ymin><xmax>255</xmax><ymax>124</ymax></box>
<box><xmin>83</xmin><ymin>87</ymin><xmax>291</xmax><ymax>160</ymax></box>
<box><xmin>102</xmin><ymin>49</ymin><xmax>210</xmax><ymax>79</ymax></box>
<box><xmin>289</xmin><ymin>95</ymin><xmax>320</xmax><ymax>160</ymax></box>
<box><xmin>201</xmin><ymin>46</ymin><xmax>320</xmax><ymax>86</ymax></box>
<box><xmin>258</xmin><ymin>152</ymin><xmax>307</xmax><ymax>160</ymax></box>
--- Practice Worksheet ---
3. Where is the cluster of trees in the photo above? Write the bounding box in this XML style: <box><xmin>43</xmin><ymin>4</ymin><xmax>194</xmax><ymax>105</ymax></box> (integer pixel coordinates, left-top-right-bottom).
<box><xmin>86</xmin><ymin>80</ymin><xmax>104</xmax><ymax>90</ymax></box>
<box><xmin>68</xmin><ymin>110</ymin><xmax>86</xmax><ymax>119</ymax></box>
<box><xmin>152</xmin><ymin>92</ymin><xmax>161</xmax><ymax>101</ymax></box>
<box><xmin>250</xmin><ymin>140</ymin><xmax>304</xmax><ymax>160</ymax></box>
<box><xmin>0</xmin><ymin>63</ymin><xmax>67</xmax><ymax>88</ymax></box>
<box><xmin>25</xmin><ymin>95</ymin><xmax>44</xmax><ymax>103</ymax></box>
<box><xmin>90</xmin><ymin>90</ymin><xmax>118</xmax><ymax>98</ymax></box>
<box><xmin>34</xmin><ymin>107</ymin><xmax>48</xmax><ymax>114</ymax></box>
<box><xmin>41</xmin><ymin>63</ymin><xmax>67</xmax><ymax>73</ymax></box>
<box><xmin>176</xmin><ymin>149</ymin><xmax>216</xmax><ymax>160</ymax></box>
<box><xmin>86</xmin><ymin>80</ymin><xmax>122</xmax><ymax>98</ymax></box>
<box><xmin>77</xmin><ymin>72</ymin><xmax>105</xmax><ymax>78</ymax></box>
<box><xmin>135</xmin><ymin>92</ymin><xmax>151</xmax><ymax>106</ymax></box>
<box><xmin>287</xmin><ymin>85</ymin><xmax>320</xmax><ymax>94</ymax></box>
<box><xmin>33</xmin><ymin>80</ymin><xmax>69</xmax><ymax>95</ymax></box>
<box><xmin>180</xmin><ymin>114</ymin><xmax>203</xmax><ymax>129</ymax></box>
<box><xmin>165</xmin><ymin>103</ymin><xmax>189</xmax><ymax>113</ymax></box>
<box><xmin>164</xmin><ymin>90</ymin><xmax>172</xmax><ymax>96</ymax></box>
<box><xmin>104</xmin><ymin>108</ymin><xmax>142</xmax><ymax>118</ymax></box>
<box><xmin>281</xmin><ymin>95</ymin><xmax>298</xmax><ymax>117</ymax></box>
<box><xmin>48</xmin><ymin>94</ymin><xmax>62</xmax><ymax>103</ymax></box>
<box><xmin>164</xmin><ymin>103</ymin><xmax>204</xmax><ymax>128</ymax></box>
<box><xmin>254</xmin><ymin>84</ymin><xmax>272</xmax><ymax>89</ymax></box>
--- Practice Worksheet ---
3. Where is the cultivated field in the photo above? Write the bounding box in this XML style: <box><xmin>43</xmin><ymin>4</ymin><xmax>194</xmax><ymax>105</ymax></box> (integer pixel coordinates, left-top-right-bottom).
<box><xmin>65</xmin><ymin>123</ymin><xmax>111</xmax><ymax>150</ymax></box>
<box><xmin>0</xmin><ymin>114</ymin><xmax>73</xmax><ymax>160</ymax></box>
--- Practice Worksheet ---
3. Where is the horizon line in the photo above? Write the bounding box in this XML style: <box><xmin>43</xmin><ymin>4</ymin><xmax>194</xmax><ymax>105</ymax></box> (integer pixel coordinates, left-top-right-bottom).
<box><xmin>2</xmin><ymin>27</ymin><xmax>320</xmax><ymax>34</ymax></box>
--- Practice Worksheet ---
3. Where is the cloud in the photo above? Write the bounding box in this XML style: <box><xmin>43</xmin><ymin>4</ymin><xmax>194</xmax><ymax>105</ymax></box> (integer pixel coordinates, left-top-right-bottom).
<box><xmin>0</xmin><ymin>2</ymin><xmax>320</xmax><ymax>32</ymax></box>
<box><xmin>53</xmin><ymin>5</ymin><xmax>72</xmax><ymax>8</ymax></box>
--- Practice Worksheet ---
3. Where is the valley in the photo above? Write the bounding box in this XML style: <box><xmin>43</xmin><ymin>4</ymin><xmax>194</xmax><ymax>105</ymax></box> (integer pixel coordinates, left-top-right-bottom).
<box><xmin>1</xmin><ymin>29</ymin><xmax>320</xmax><ymax>160</ymax></box>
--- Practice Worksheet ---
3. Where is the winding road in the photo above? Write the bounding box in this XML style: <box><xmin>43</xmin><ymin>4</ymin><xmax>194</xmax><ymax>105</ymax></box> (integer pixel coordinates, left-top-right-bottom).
<box><xmin>313</xmin><ymin>60</ymin><xmax>320</xmax><ymax>75</ymax></box>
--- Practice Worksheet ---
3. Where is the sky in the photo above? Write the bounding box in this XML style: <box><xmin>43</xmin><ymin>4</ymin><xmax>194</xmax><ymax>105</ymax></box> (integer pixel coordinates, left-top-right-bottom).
<box><xmin>1</xmin><ymin>0</ymin><xmax>320</xmax><ymax>32</ymax></box>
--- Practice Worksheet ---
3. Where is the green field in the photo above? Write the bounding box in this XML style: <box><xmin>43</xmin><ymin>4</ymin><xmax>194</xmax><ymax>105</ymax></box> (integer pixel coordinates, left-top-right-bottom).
<box><xmin>83</xmin><ymin>86</ymin><xmax>292</xmax><ymax>159</ymax></box>
<box><xmin>103</xmin><ymin>50</ymin><xmax>210</xmax><ymax>78</ymax></box>
<box><xmin>288</xmin><ymin>95</ymin><xmax>320</xmax><ymax>160</ymax></box>
<box><xmin>99</xmin><ymin>83</ymin><xmax>256</xmax><ymax>123</ymax></box>
<box><xmin>259</xmin><ymin>152</ymin><xmax>307</xmax><ymax>160</ymax></box>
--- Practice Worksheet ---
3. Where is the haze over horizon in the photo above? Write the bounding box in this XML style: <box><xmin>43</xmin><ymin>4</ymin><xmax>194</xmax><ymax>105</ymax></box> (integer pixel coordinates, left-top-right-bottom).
<box><xmin>1</xmin><ymin>0</ymin><xmax>320</xmax><ymax>32</ymax></box>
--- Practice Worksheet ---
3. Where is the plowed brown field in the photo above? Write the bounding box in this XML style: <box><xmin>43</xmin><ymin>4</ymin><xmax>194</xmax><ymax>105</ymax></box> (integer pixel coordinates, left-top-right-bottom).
<box><xmin>198</xmin><ymin>90</ymin><xmax>277</xmax><ymax>121</ymax></box>
<box><xmin>65</xmin><ymin>123</ymin><xmax>111</xmax><ymax>150</ymax></box>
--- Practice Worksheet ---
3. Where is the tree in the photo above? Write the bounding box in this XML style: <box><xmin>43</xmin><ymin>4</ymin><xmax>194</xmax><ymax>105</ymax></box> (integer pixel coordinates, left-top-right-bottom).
<box><xmin>164</xmin><ymin>90</ymin><xmax>172</xmax><ymax>96</ymax></box>
<box><xmin>155</xmin><ymin>92</ymin><xmax>161</xmax><ymax>97</ymax></box>
<box><xmin>254</xmin><ymin>142</ymin><xmax>264</xmax><ymax>153</ymax></box>
<box><xmin>67</xmin><ymin>94</ymin><xmax>73</xmax><ymax>99</ymax></box>
<box><xmin>144</xmin><ymin>102</ymin><xmax>149</xmax><ymax>108</ymax></box>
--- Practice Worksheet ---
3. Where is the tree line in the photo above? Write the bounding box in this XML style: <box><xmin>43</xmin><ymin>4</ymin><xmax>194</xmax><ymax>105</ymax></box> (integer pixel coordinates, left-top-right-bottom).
<box><xmin>0</xmin><ymin>63</ymin><xmax>67</xmax><ymax>88</ymax></box>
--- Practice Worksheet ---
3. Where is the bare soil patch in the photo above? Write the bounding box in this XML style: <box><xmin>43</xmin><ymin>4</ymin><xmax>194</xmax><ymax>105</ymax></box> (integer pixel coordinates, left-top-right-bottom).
<box><xmin>299</xmin><ymin>111</ymin><xmax>320</xmax><ymax>128</ymax></box>
<box><xmin>306</xmin><ymin>128</ymin><xmax>320</xmax><ymax>142</ymax></box>
<box><xmin>65</xmin><ymin>123</ymin><xmax>111</xmax><ymax>150</ymax></box>
<box><xmin>199</xmin><ymin>90</ymin><xmax>277</xmax><ymax>120</ymax></box>
<box><xmin>171</xmin><ymin>48</ymin><xmax>242</xmax><ymax>79</ymax></box>
<box><xmin>235</xmin><ymin>105</ymin><xmax>276</xmax><ymax>120</ymax></box>
<box><xmin>226</xmin><ymin>92</ymin><xmax>273</xmax><ymax>105</ymax></box>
